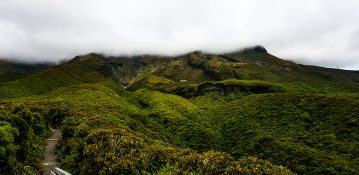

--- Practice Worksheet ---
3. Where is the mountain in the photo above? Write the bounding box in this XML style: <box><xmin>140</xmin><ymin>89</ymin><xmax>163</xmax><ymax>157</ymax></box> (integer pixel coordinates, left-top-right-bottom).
<box><xmin>0</xmin><ymin>59</ymin><xmax>51</xmax><ymax>74</ymax></box>
<box><xmin>0</xmin><ymin>46</ymin><xmax>358</xmax><ymax>175</ymax></box>
<box><xmin>1</xmin><ymin>46</ymin><xmax>358</xmax><ymax>98</ymax></box>
<box><xmin>0</xmin><ymin>59</ymin><xmax>53</xmax><ymax>83</ymax></box>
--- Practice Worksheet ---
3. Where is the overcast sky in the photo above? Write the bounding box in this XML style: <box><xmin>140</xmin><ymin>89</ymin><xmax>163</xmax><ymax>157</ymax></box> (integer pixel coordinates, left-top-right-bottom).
<box><xmin>0</xmin><ymin>0</ymin><xmax>358</xmax><ymax>69</ymax></box>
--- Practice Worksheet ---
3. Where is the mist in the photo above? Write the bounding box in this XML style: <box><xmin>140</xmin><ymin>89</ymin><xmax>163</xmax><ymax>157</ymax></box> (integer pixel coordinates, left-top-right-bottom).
<box><xmin>0</xmin><ymin>0</ymin><xmax>359</xmax><ymax>69</ymax></box>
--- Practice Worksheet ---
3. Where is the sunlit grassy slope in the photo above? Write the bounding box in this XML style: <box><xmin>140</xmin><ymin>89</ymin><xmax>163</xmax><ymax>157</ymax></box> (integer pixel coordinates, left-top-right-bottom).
<box><xmin>0</xmin><ymin>46</ymin><xmax>358</xmax><ymax>174</ymax></box>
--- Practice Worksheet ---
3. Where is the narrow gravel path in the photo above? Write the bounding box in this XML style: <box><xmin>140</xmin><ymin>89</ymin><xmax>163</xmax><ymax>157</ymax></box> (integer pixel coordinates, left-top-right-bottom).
<box><xmin>43</xmin><ymin>128</ymin><xmax>61</xmax><ymax>175</ymax></box>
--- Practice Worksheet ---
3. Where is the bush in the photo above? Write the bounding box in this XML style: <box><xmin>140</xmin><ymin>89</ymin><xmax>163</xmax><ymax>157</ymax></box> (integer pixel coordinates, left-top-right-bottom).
<box><xmin>0</xmin><ymin>107</ymin><xmax>47</xmax><ymax>175</ymax></box>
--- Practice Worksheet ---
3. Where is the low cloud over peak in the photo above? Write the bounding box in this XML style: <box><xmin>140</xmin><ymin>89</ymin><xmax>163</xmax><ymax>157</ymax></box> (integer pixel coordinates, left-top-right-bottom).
<box><xmin>0</xmin><ymin>0</ymin><xmax>358</xmax><ymax>69</ymax></box>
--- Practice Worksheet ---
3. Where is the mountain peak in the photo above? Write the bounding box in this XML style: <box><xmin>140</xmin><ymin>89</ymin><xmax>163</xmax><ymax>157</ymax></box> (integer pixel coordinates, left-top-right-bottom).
<box><xmin>70</xmin><ymin>53</ymin><xmax>104</xmax><ymax>62</ymax></box>
<box><xmin>253</xmin><ymin>45</ymin><xmax>267</xmax><ymax>53</ymax></box>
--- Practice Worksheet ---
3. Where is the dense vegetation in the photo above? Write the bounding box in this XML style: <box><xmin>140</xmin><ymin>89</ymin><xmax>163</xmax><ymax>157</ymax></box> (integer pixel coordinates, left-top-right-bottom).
<box><xmin>0</xmin><ymin>107</ymin><xmax>47</xmax><ymax>175</ymax></box>
<box><xmin>217</xmin><ymin>93</ymin><xmax>359</xmax><ymax>174</ymax></box>
<box><xmin>57</xmin><ymin>107</ymin><xmax>293</xmax><ymax>175</ymax></box>
<box><xmin>0</xmin><ymin>46</ymin><xmax>358</xmax><ymax>174</ymax></box>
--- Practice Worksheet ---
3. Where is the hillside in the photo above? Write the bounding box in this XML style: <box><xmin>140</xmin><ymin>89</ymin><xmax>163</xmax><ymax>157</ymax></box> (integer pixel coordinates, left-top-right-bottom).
<box><xmin>0</xmin><ymin>60</ymin><xmax>51</xmax><ymax>75</ymax></box>
<box><xmin>0</xmin><ymin>46</ymin><xmax>358</xmax><ymax>175</ymax></box>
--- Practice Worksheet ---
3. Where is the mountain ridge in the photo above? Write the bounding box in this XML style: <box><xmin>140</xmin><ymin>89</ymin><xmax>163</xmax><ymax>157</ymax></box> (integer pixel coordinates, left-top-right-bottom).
<box><xmin>1</xmin><ymin>46</ymin><xmax>358</xmax><ymax>99</ymax></box>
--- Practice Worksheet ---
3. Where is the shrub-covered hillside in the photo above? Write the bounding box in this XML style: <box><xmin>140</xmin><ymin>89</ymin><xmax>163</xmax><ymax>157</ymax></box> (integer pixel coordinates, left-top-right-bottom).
<box><xmin>0</xmin><ymin>46</ymin><xmax>358</xmax><ymax>174</ymax></box>
<box><xmin>215</xmin><ymin>93</ymin><xmax>359</xmax><ymax>174</ymax></box>
<box><xmin>1</xmin><ymin>82</ymin><xmax>295</xmax><ymax>174</ymax></box>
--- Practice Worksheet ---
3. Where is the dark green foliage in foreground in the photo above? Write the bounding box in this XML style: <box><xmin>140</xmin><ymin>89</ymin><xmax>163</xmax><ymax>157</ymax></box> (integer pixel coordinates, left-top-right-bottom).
<box><xmin>0</xmin><ymin>82</ymin><xmax>292</xmax><ymax>174</ymax></box>
<box><xmin>42</xmin><ymin>83</ymin><xmax>358</xmax><ymax>175</ymax></box>
<box><xmin>1</xmin><ymin>79</ymin><xmax>358</xmax><ymax>175</ymax></box>
<box><xmin>57</xmin><ymin>115</ymin><xmax>294</xmax><ymax>175</ymax></box>
<box><xmin>0</xmin><ymin>107</ymin><xmax>47</xmax><ymax>175</ymax></box>
<box><xmin>218</xmin><ymin>93</ymin><xmax>359</xmax><ymax>175</ymax></box>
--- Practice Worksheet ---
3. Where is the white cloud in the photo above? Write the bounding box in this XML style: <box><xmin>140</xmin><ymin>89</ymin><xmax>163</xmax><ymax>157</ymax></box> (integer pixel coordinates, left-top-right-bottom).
<box><xmin>0</xmin><ymin>0</ymin><xmax>358</xmax><ymax>69</ymax></box>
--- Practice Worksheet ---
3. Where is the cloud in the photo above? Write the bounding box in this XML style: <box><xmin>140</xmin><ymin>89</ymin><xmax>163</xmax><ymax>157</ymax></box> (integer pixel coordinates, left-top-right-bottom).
<box><xmin>0</xmin><ymin>0</ymin><xmax>358</xmax><ymax>69</ymax></box>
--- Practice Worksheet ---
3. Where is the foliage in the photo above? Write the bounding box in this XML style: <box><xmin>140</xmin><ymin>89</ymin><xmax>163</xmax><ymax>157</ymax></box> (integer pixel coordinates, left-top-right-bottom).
<box><xmin>57</xmin><ymin>115</ymin><xmax>294</xmax><ymax>175</ymax></box>
<box><xmin>217</xmin><ymin>93</ymin><xmax>359</xmax><ymax>174</ymax></box>
<box><xmin>0</xmin><ymin>107</ymin><xmax>48</xmax><ymax>175</ymax></box>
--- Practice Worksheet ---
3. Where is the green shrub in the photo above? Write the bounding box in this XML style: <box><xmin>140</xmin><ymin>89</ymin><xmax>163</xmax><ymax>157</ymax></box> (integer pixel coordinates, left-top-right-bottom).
<box><xmin>0</xmin><ymin>107</ymin><xmax>47</xmax><ymax>175</ymax></box>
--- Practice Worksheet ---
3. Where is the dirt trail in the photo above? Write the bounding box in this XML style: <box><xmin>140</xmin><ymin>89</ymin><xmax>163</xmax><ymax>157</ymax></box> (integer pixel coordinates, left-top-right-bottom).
<box><xmin>43</xmin><ymin>128</ymin><xmax>61</xmax><ymax>175</ymax></box>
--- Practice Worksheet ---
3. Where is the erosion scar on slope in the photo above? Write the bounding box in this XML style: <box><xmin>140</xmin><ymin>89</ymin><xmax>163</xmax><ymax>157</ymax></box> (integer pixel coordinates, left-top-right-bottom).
<box><xmin>43</xmin><ymin>128</ymin><xmax>61</xmax><ymax>175</ymax></box>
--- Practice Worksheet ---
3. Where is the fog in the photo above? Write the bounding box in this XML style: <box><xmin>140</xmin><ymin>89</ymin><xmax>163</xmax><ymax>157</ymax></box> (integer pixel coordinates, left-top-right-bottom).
<box><xmin>0</xmin><ymin>0</ymin><xmax>358</xmax><ymax>69</ymax></box>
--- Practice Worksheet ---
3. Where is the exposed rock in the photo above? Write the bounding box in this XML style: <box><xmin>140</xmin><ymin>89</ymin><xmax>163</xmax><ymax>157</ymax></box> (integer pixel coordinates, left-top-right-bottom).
<box><xmin>253</xmin><ymin>45</ymin><xmax>267</xmax><ymax>53</ymax></box>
